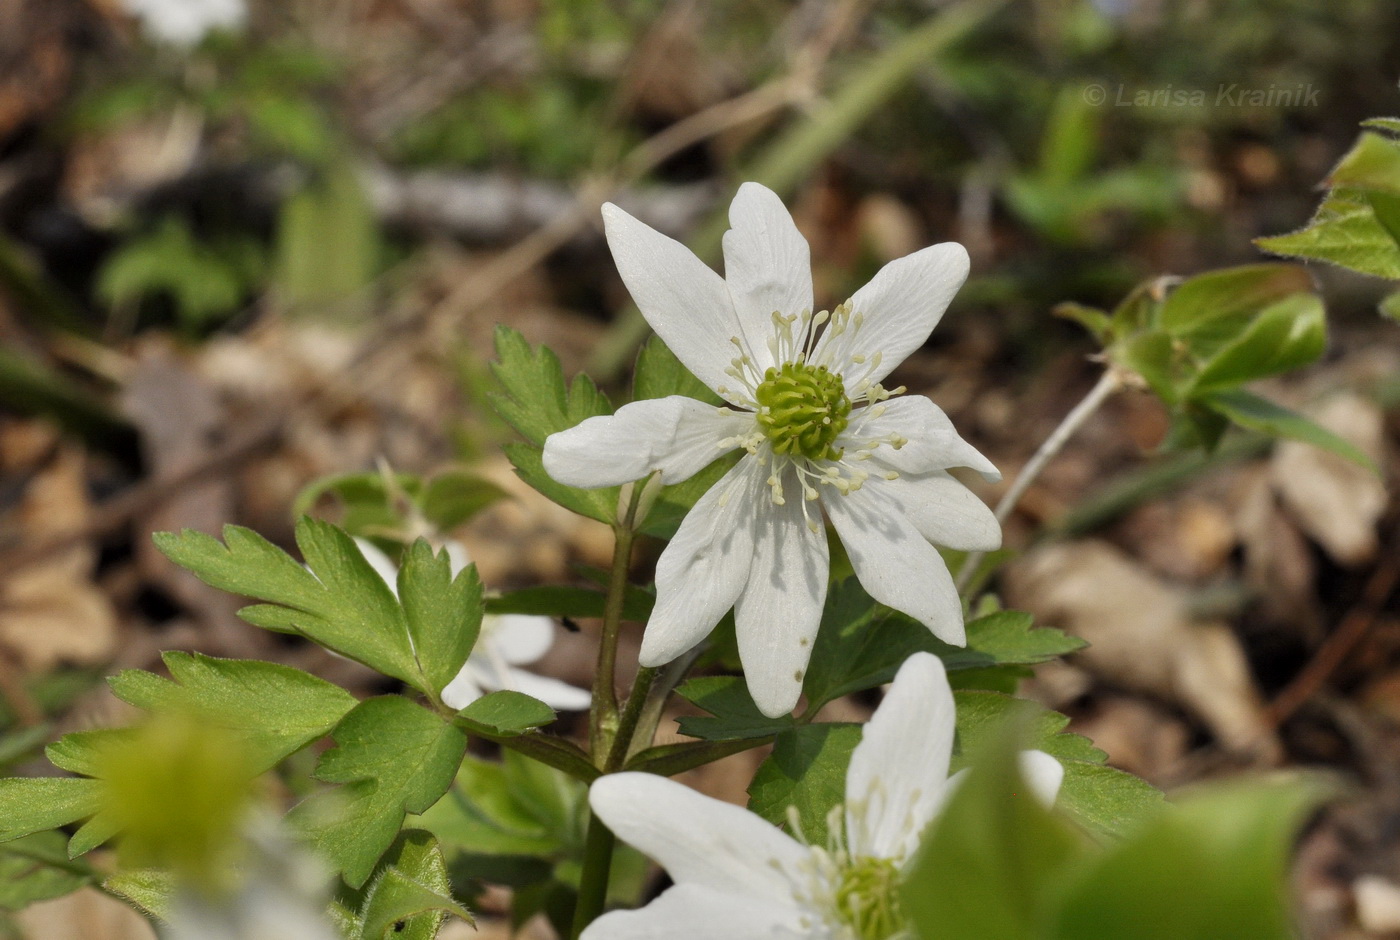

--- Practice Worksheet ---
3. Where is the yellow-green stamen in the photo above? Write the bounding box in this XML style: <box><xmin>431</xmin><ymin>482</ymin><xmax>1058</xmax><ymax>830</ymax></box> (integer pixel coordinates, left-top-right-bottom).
<box><xmin>833</xmin><ymin>856</ymin><xmax>906</xmax><ymax>940</ymax></box>
<box><xmin>754</xmin><ymin>361</ymin><xmax>851</xmax><ymax>461</ymax></box>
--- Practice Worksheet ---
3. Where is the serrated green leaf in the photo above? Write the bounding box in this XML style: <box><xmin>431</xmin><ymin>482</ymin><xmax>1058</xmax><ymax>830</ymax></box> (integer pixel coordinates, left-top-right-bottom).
<box><xmin>1256</xmin><ymin>188</ymin><xmax>1400</xmax><ymax>280</ymax></box>
<box><xmin>632</xmin><ymin>335</ymin><xmax>720</xmax><ymax>405</ymax></box>
<box><xmin>1328</xmin><ymin>131</ymin><xmax>1400</xmax><ymax>197</ymax></box>
<box><xmin>747</xmin><ymin>723</ymin><xmax>862</xmax><ymax>844</ymax></box>
<box><xmin>1046</xmin><ymin>778</ymin><xmax>1328</xmax><ymax>939</ymax></box>
<box><xmin>107</xmin><ymin>653</ymin><xmax>356</xmax><ymax>773</ymax></box>
<box><xmin>502</xmin><ymin>442</ymin><xmax>616</xmax><ymax>525</ymax></box>
<box><xmin>46</xmin><ymin>728</ymin><xmax>134</xmax><ymax>778</ymax></box>
<box><xmin>1157</xmin><ymin>264</ymin><xmax>1313</xmax><ymax>355</ymax></box>
<box><xmin>1202</xmin><ymin>389</ymin><xmax>1377</xmax><ymax>471</ymax></box>
<box><xmin>1187</xmin><ymin>293</ymin><xmax>1326</xmax><ymax>394</ymax></box>
<box><xmin>356</xmin><ymin>830</ymin><xmax>472</xmax><ymax>940</ymax></box>
<box><xmin>801</xmin><ymin>580</ymin><xmax>1084</xmax><ymax>714</ymax></box>
<box><xmin>490</xmin><ymin>327</ymin><xmax>618</xmax><ymax>522</ymax></box>
<box><xmin>398</xmin><ymin>540</ymin><xmax>483</xmax><ymax>695</ymax></box>
<box><xmin>1115</xmin><ymin>330</ymin><xmax>1181</xmax><ymax>405</ymax></box>
<box><xmin>0</xmin><ymin>831</ymin><xmax>93</xmax><ymax>911</ymax></box>
<box><xmin>1361</xmin><ymin>117</ymin><xmax>1400</xmax><ymax>135</ymax></box>
<box><xmin>1369</xmin><ymin>191</ymin><xmax>1400</xmax><ymax>248</ymax></box>
<box><xmin>674</xmin><ymin>676</ymin><xmax>795</xmax><ymax>741</ymax></box>
<box><xmin>289</xmin><ymin>696</ymin><xmax>468</xmax><ymax>888</ymax></box>
<box><xmin>416</xmin><ymin>753</ymin><xmax>575</xmax><ymax>859</ymax></box>
<box><xmin>904</xmin><ymin>722</ymin><xmax>1087</xmax><ymax>940</ymax></box>
<box><xmin>951</xmin><ymin>691</ymin><xmax>1165</xmax><ymax>839</ymax></box>
<box><xmin>0</xmin><ymin>779</ymin><xmax>101</xmax><ymax>843</ymax></box>
<box><xmin>103</xmin><ymin>868</ymin><xmax>175</xmax><ymax>921</ymax></box>
<box><xmin>454</xmin><ymin>691</ymin><xmax>556</xmax><ymax>737</ymax></box>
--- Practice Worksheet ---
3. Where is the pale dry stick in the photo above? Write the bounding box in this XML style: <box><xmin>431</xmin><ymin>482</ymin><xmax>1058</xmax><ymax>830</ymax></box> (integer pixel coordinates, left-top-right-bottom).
<box><xmin>955</xmin><ymin>366</ymin><xmax>1125</xmax><ymax>594</ymax></box>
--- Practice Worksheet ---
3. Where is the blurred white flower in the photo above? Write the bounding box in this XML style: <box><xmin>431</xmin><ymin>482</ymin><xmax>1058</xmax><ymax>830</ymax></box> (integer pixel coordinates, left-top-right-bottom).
<box><xmin>120</xmin><ymin>0</ymin><xmax>247</xmax><ymax>47</ymax></box>
<box><xmin>582</xmin><ymin>653</ymin><xmax>1062</xmax><ymax>940</ymax></box>
<box><xmin>165</xmin><ymin>816</ymin><xmax>340</xmax><ymax>940</ymax></box>
<box><xmin>354</xmin><ymin>538</ymin><xmax>590</xmax><ymax>712</ymax></box>
<box><xmin>543</xmin><ymin>183</ymin><xmax>999</xmax><ymax>717</ymax></box>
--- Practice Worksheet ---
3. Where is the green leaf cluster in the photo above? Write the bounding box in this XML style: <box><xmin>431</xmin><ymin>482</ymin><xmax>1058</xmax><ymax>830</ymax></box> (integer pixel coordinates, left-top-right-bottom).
<box><xmin>903</xmin><ymin>724</ymin><xmax>1328</xmax><ymax>940</ymax></box>
<box><xmin>1062</xmin><ymin>264</ymin><xmax>1370</xmax><ymax>466</ymax></box>
<box><xmin>1257</xmin><ymin>120</ymin><xmax>1400</xmax><ymax>318</ymax></box>
<box><xmin>294</xmin><ymin>467</ymin><xmax>507</xmax><ymax>539</ymax></box>
<box><xmin>331</xmin><ymin>829</ymin><xmax>473</xmax><ymax>940</ymax></box>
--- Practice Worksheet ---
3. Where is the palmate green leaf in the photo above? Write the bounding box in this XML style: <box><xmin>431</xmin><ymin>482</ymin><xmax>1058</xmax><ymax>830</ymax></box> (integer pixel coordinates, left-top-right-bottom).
<box><xmin>746</xmin><ymin>723</ymin><xmax>862</xmax><ymax>845</ymax></box>
<box><xmin>632</xmin><ymin>335</ymin><xmax>720</xmax><ymax>405</ymax></box>
<box><xmin>951</xmin><ymin>691</ymin><xmax>1165</xmax><ymax>840</ymax></box>
<box><xmin>1186</xmin><ymin>293</ymin><xmax>1326</xmax><ymax>395</ymax></box>
<box><xmin>1256</xmin><ymin>188</ymin><xmax>1400</xmax><ymax>280</ymax></box>
<box><xmin>156</xmin><ymin>522</ymin><xmax>482</xmax><ymax>698</ymax></box>
<box><xmin>454</xmin><ymin>691</ymin><xmax>556</xmax><ymax>737</ymax></box>
<box><xmin>289</xmin><ymin>696</ymin><xmax>468</xmax><ymax>888</ymax></box>
<box><xmin>106</xmin><ymin>652</ymin><xmax>356</xmax><ymax>774</ymax></box>
<box><xmin>1157</xmin><ymin>264</ymin><xmax>1313</xmax><ymax>356</ymax></box>
<box><xmin>1203</xmin><ymin>389</ymin><xmax>1377</xmax><ymax>471</ymax></box>
<box><xmin>0</xmin><ymin>778</ymin><xmax>102</xmax><ymax>843</ymax></box>
<box><xmin>903</xmin><ymin>723</ymin><xmax>1086</xmax><ymax>940</ymax></box>
<box><xmin>490</xmin><ymin>326</ymin><xmax>617</xmax><ymax>523</ymax></box>
<box><xmin>338</xmin><ymin>830</ymin><xmax>472</xmax><ymax>940</ymax></box>
<box><xmin>0</xmin><ymin>831</ymin><xmax>94</xmax><ymax>911</ymax></box>
<box><xmin>674</xmin><ymin>676</ymin><xmax>795</xmax><ymax>742</ymax></box>
<box><xmin>1046</xmin><ymin>778</ymin><xmax>1329</xmax><ymax>939</ymax></box>
<box><xmin>800</xmin><ymin>579</ymin><xmax>1084</xmax><ymax>714</ymax></box>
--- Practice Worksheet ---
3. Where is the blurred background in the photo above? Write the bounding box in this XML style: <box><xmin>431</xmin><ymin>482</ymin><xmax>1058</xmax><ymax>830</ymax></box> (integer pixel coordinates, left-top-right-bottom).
<box><xmin>1</xmin><ymin>0</ymin><xmax>1398</xmax><ymax>936</ymax></box>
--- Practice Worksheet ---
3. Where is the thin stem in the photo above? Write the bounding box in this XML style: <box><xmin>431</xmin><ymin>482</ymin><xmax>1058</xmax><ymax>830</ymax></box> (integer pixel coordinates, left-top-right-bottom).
<box><xmin>955</xmin><ymin>367</ymin><xmax>1122</xmax><ymax>594</ymax></box>
<box><xmin>570</xmin><ymin>809</ymin><xmax>616</xmax><ymax>940</ymax></box>
<box><xmin>590</xmin><ymin>522</ymin><xmax>636</xmax><ymax>759</ymax></box>
<box><xmin>605</xmin><ymin>666</ymin><xmax>657</xmax><ymax>772</ymax></box>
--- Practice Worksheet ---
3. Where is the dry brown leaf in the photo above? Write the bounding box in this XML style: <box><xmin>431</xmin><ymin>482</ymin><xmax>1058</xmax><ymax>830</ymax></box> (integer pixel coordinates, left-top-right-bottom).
<box><xmin>16</xmin><ymin>886</ymin><xmax>156</xmax><ymax>940</ymax></box>
<box><xmin>0</xmin><ymin>447</ymin><xmax>117</xmax><ymax>670</ymax></box>
<box><xmin>1271</xmin><ymin>392</ymin><xmax>1388</xmax><ymax>566</ymax></box>
<box><xmin>1235</xmin><ymin>465</ymin><xmax>1319</xmax><ymax>631</ymax></box>
<box><xmin>1004</xmin><ymin>540</ymin><xmax>1279</xmax><ymax>760</ymax></box>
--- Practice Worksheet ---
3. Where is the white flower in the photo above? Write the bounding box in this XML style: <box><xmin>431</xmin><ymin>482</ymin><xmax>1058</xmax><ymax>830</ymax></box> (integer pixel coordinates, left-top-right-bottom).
<box><xmin>543</xmin><ymin>183</ymin><xmax>1000</xmax><ymax>717</ymax></box>
<box><xmin>354</xmin><ymin>538</ymin><xmax>590</xmax><ymax>712</ymax></box>
<box><xmin>582</xmin><ymin>653</ymin><xmax>1062</xmax><ymax>940</ymax></box>
<box><xmin>119</xmin><ymin>0</ymin><xmax>247</xmax><ymax>46</ymax></box>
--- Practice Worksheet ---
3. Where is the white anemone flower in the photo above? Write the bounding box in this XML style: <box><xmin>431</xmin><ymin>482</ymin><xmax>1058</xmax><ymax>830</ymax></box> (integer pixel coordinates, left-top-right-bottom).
<box><xmin>354</xmin><ymin>538</ymin><xmax>590</xmax><ymax>712</ymax></box>
<box><xmin>582</xmin><ymin>653</ymin><xmax>1062</xmax><ymax>940</ymax></box>
<box><xmin>119</xmin><ymin>0</ymin><xmax>247</xmax><ymax>47</ymax></box>
<box><xmin>543</xmin><ymin>183</ymin><xmax>1000</xmax><ymax>717</ymax></box>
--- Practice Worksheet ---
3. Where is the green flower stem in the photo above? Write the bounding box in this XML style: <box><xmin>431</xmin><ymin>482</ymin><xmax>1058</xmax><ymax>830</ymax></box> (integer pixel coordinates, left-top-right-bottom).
<box><xmin>570</xmin><ymin>808</ymin><xmax>617</xmax><ymax>940</ymax></box>
<box><xmin>955</xmin><ymin>367</ymin><xmax>1122</xmax><ymax>594</ymax></box>
<box><xmin>590</xmin><ymin>522</ymin><xmax>637</xmax><ymax>760</ymax></box>
<box><xmin>605</xmin><ymin>666</ymin><xmax>657</xmax><ymax>772</ymax></box>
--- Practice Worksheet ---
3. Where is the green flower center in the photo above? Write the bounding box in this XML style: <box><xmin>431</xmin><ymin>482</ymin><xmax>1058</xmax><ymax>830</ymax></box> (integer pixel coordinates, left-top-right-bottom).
<box><xmin>754</xmin><ymin>361</ymin><xmax>851</xmax><ymax>461</ymax></box>
<box><xmin>833</xmin><ymin>856</ymin><xmax>906</xmax><ymax>940</ymax></box>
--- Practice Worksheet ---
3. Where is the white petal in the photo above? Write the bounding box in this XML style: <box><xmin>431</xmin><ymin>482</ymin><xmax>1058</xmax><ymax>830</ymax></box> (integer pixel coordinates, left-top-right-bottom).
<box><xmin>353</xmin><ymin>538</ymin><xmax>401</xmax><ymax>596</ymax></box>
<box><xmin>848</xmin><ymin>395</ymin><xmax>999</xmax><ymax>480</ymax></box>
<box><xmin>1018</xmin><ymin>750</ymin><xmax>1064</xmax><ymax>807</ymax></box>
<box><xmin>640</xmin><ymin>457</ymin><xmax>762</xmax><ymax>666</ymax></box>
<box><xmin>722</xmin><ymin>182</ymin><xmax>812</xmax><ymax>375</ymax></box>
<box><xmin>490</xmin><ymin>614</ymin><xmax>555</xmax><ymax>664</ymax></box>
<box><xmin>589</xmin><ymin>773</ymin><xmax>807</xmax><ymax>900</ymax></box>
<box><xmin>440</xmin><ymin>666</ymin><xmax>485</xmax><ymax>710</ymax></box>
<box><xmin>844</xmin><ymin>652</ymin><xmax>955</xmax><ymax>861</ymax></box>
<box><xmin>824</xmin><ymin>477</ymin><xmax>965</xmax><ymax>645</ymax></box>
<box><xmin>602</xmin><ymin>203</ymin><xmax>747</xmax><ymax>404</ymax></box>
<box><xmin>543</xmin><ymin>397</ymin><xmax>750</xmax><ymax>488</ymax></box>
<box><xmin>867</xmin><ymin>468</ymin><xmax>1001</xmax><ymax>552</ymax></box>
<box><xmin>499</xmin><ymin>668</ymin><xmax>592</xmax><ymax>711</ymax></box>
<box><xmin>813</xmin><ymin>242</ymin><xmax>968</xmax><ymax>388</ymax></box>
<box><xmin>734</xmin><ymin>465</ymin><xmax>829</xmax><ymax>718</ymax></box>
<box><xmin>581</xmin><ymin>884</ymin><xmax>797</xmax><ymax>940</ymax></box>
<box><xmin>444</xmin><ymin>540</ymin><xmax>472</xmax><ymax>577</ymax></box>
